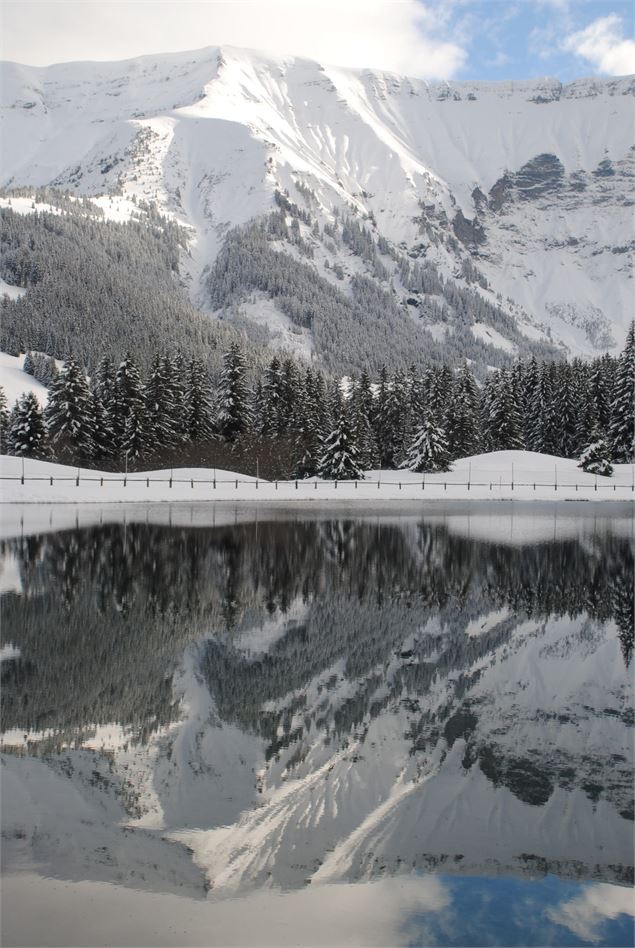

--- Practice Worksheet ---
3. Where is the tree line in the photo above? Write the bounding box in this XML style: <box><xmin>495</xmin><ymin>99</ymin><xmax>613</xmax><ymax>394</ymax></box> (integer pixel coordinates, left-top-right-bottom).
<box><xmin>1</xmin><ymin>322</ymin><xmax>633</xmax><ymax>479</ymax></box>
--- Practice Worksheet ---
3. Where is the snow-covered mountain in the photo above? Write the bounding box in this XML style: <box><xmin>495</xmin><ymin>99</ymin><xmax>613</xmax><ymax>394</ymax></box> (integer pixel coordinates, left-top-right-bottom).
<box><xmin>1</xmin><ymin>46</ymin><xmax>633</xmax><ymax>364</ymax></box>
<box><xmin>2</xmin><ymin>513</ymin><xmax>633</xmax><ymax>895</ymax></box>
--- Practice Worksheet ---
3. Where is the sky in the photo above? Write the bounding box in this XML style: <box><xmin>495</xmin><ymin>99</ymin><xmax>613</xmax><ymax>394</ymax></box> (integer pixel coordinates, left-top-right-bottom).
<box><xmin>1</xmin><ymin>0</ymin><xmax>634</xmax><ymax>80</ymax></box>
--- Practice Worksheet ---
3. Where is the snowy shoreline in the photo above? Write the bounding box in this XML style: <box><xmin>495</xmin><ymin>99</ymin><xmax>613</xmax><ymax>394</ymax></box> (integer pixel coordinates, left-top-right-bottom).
<box><xmin>1</xmin><ymin>451</ymin><xmax>634</xmax><ymax>506</ymax></box>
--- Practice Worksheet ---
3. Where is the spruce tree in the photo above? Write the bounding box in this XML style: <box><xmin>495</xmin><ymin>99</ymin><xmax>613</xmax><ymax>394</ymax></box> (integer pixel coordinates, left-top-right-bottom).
<box><xmin>0</xmin><ymin>387</ymin><xmax>9</xmax><ymax>452</ymax></box>
<box><xmin>279</xmin><ymin>357</ymin><xmax>303</xmax><ymax>434</ymax></box>
<box><xmin>447</xmin><ymin>362</ymin><xmax>480</xmax><ymax>460</ymax></box>
<box><xmin>528</xmin><ymin>364</ymin><xmax>558</xmax><ymax>454</ymax></box>
<box><xmin>145</xmin><ymin>354</ymin><xmax>178</xmax><ymax>447</ymax></box>
<box><xmin>608</xmin><ymin>321</ymin><xmax>635</xmax><ymax>463</ymax></box>
<box><xmin>260</xmin><ymin>356</ymin><xmax>283</xmax><ymax>435</ymax></box>
<box><xmin>483</xmin><ymin>369</ymin><xmax>523</xmax><ymax>452</ymax></box>
<box><xmin>92</xmin><ymin>356</ymin><xmax>117</xmax><ymax>464</ymax></box>
<box><xmin>318</xmin><ymin>404</ymin><xmax>363</xmax><ymax>480</ymax></box>
<box><xmin>579</xmin><ymin>438</ymin><xmax>613</xmax><ymax>477</ymax></box>
<box><xmin>297</xmin><ymin>367</ymin><xmax>328</xmax><ymax>477</ymax></box>
<box><xmin>186</xmin><ymin>358</ymin><xmax>215</xmax><ymax>442</ymax></box>
<box><xmin>555</xmin><ymin>363</ymin><xmax>578</xmax><ymax>458</ymax></box>
<box><xmin>351</xmin><ymin>374</ymin><xmax>380</xmax><ymax>471</ymax></box>
<box><xmin>216</xmin><ymin>343</ymin><xmax>252</xmax><ymax>442</ymax></box>
<box><xmin>168</xmin><ymin>353</ymin><xmax>188</xmax><ymax>443</ymax></box>
<box><xmin>45</xmin><ymin>357</ymin><xmax>95</xmax><ymax>463</ymax></box>
<box><xmin>402</xmin><ymin>417</ymin><xmax>450</xmax><ymax>473</ymax></box>
<box><xmin>8</xmin><ymin>392</ymin><xmax>48</xmax><ymax>458</ymax></box>
<box><xmin>112</xmin><ymin>355</ymin><xmax>146</xmax><ymax>463</ymax></box>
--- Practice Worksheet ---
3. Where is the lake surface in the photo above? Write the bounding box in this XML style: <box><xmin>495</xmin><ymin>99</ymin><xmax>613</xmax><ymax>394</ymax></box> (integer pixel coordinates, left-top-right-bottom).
<box><xmin>1</xmin><ymin>504</ymin><xmax>633</xmax><ymax>947</ymax></box>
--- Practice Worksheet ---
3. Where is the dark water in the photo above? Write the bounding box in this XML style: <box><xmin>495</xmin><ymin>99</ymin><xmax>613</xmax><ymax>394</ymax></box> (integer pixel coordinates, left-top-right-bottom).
<box><xmin>1</xmin><ymin>505</ymin><xmax>633</xmax><ymax>947</ymax></box>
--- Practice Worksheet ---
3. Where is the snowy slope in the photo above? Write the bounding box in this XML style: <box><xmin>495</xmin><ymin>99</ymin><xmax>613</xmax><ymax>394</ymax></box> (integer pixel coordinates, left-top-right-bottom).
<box><xmin>1</xmin><ymin>451</ymin><xmax>634</xmax><ymax>505</ymax></box>
<box><xmin>1</xmin><ymin>47</ymin><xmax>632</xmax><ymax>358</ymax></box>
<box><xmin>2</xmin><ymin>556</ymin><xmax>631</xmax><ymax>894</ymax></box>
<box><xmin>0</xmin><ymin>352</ymin><xmax>49</xmax><ymax>407</ymax></box>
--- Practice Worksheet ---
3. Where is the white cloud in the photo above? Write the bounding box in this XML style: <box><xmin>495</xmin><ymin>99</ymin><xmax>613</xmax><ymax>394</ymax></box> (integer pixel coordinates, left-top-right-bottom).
<box><xmin>546</xmin><ymin>883</ymin><xmax>635</xmax><ymax>944</ymax></box>
<box><xmin>1</xmin><ymin>0</ymin><xmax>467</xmax><ymax>79</ymax></box>
<box><xmin>562</xmin><ymin>14</ymin><xmax>635</xmax><ymax>76</ymax></box>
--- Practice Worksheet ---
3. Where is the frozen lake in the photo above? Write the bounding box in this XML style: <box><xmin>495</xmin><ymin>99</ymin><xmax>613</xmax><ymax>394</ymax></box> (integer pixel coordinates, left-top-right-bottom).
<box><xmin>1</xmin><ymin>504</ymin><xmax>633</xmax><ymax>947</ymax></box>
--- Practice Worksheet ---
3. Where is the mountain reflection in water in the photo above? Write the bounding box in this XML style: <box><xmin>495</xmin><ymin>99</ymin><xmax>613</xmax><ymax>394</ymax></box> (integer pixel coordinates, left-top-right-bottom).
<box><xmin>1</xmin><ymin>506</ymin><xmax>633</xmax><ymax>947</ymax></box>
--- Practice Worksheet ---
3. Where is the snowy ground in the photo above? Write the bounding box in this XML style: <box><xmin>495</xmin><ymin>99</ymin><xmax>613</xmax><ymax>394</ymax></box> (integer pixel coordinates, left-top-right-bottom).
<box><xmin>1</xmin><ymin>451</ymin><xmax>633</xmax><ymax>506</ymax></box>
<box><xmin>0</xmin><ymin>352</ymin><xmax>50</xmax><ymax>407</ymax></box>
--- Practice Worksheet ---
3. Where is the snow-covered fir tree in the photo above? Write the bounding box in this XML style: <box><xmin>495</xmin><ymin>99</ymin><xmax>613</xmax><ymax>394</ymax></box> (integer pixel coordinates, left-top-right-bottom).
<box><xmin>91</xmin><ymin>356</ymin><xmax>117</xmax><ymax>464</ymax></box>
<box><xmin>608</xmin><ymin>321</ymin><xmax>635</xmax><ymax>462</ymax></box>
<box><xmin>446</xmin><ymin>362</ymin><xmax>480</xmax><ymax>460</ymax></box>
<box><xmin>297</xmin><ymin>367</ymin><xmax>328</xmax><ymax>477</ymax></box>
<box><xmin>186</xmin><ymin>358</ymin><xmax>215</xmax><ymax>442</ymax></box>
<box><xmin>7</xmin><ymin>392</ymin><xmax>48</xmax><ymax>458</ymax></box>
<box><xmin>45</xmin><ymin>357</ymin><xmax>95</xmax><ymax>463</ymax></box>
<box><xmin>527</xmin><ymin>363</ymin><xmax>558</xmax><ymax>454</ymax></box>
<box><xmin>22</xmin><ymin>352</ymin><xmax>36</xmax><ymax>377</ymax></box>
<box><xmin>351</xmin><ymin>374</ymin><xmax>380</xmax><ymax>471</ymax></box>
<box><xmin>555</xmin><ymin>362</ymin><xmax>578</xmax><ymax>458</ymax></box>
<box><xmin>579</xmin><ymin>438</ymin><xmax>614</xmax><ymax>476</ymax></box>
<box><xmin>260</xmin><ymin>356</ymin><xmax>283</xmax><ymax>435</ymax></box>
<box><xmin>483</xmin><ymin>368</ymin><xmax>523</xmax><ymax>452</ymax></box>
<box><xmin>318</xmin><ymin>401</ymin><xmax>363</xmax><ymax>480</ymax></box>
<box><xmin>401</xmin><ymin>417</ymin><xmax>450</xmax><ymax>473</ymax></box>
<box><xmin>112</xmin><ymin>355</ymin><xmax>146</xmax><ymax>462</ymax></box>
<box><xmin>145</xmin><ymin>354</ymin><xmax>178</xmax><ymax>447</ymax></box>
<box><xmin>216</xmin><ymin>344</ymin><xmax>253</xmax><ymax>441</ymax></box>
<box><xmin>0</xmin><ymin>387</ymin><xmax>9</xmax><ymax>451</ymax></box>
<box><xmin>169</xmin><ymin>353</ymin><xmax>188</xmax><ymax>443</ymax></box>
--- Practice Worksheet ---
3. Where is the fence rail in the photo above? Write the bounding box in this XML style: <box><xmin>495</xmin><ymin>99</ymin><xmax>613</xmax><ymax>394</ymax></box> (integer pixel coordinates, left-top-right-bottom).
<box><xmin>1</xmin><ymin>474</ymin><xmax>634</xmax><ymax>492</ymax></box>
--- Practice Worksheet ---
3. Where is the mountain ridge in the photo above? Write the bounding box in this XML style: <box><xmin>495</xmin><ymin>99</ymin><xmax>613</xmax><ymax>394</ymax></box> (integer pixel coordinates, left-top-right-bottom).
<box><xmin>1</xmin><ymin>45</ymin><xmax>633</xmax><ymax>368</ymax></box>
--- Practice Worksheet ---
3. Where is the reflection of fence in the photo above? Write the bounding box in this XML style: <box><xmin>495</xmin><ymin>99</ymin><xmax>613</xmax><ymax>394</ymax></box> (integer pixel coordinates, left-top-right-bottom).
<box><xmin>2</xmin><ymin>474</ymin><xmax>634</xmax><ymax>493</ymax></box>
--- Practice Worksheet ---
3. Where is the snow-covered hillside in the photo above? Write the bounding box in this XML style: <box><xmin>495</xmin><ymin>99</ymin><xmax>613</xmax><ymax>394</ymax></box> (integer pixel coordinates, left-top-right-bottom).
<box><xmin>1</xmin><ymin>47</ymin><xmax>632</xmax><ymax>361</ymax></box>
<box><xmin>2</xmin><ymin>508</ymin><xmax>632</xmax><ymax>898</ymax></box>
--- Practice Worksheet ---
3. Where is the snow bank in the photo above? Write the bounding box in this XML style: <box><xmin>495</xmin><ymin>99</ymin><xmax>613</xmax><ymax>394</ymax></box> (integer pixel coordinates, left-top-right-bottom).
<box><xmin>1</xmin><ymin>451</ymin><xmax>633</xmax><ymax>506</ymax></box>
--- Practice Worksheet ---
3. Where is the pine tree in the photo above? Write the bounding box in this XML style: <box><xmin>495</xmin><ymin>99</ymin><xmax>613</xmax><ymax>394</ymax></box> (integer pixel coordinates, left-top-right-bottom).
<box><xmin>351</xmin><ymin>374</ymin><xmax>380</xmax><ymax>471</ymax></box>
<box><xmin>186</xmin><ymin>358</ymin><xmax>215</xmax><ymax>442</ymax></box>
<box><xmin>528</xmin><ymin>363</ymin><xmax>558</xmax><ymax>454</ymax></box>
<box><xmin>92</xmin><ymin>356</ymin><xmax>117</xmax><ymax>464</ymax></box>
<box><xmin>447</xmin><ymin>362</ymin><xmax>480</xmax><ymax>460</ymax></box>
<box><xmin>554</xmin><ymin>363</ymin><xmax>578</xmax><ymax>458</ymax></box>
<box><xmin>573</xmin><ymin>362</ymin><xmax>599</xmax><ymax>456</ymax></box>
<box><xmin>608</xmin><ymin>321</ymin><xmax>635</xmax><ymax>463</ymax></box>
<box><xmin>373</xmin><ymin>366</ymin><xmax>392</xmax><ymax>467</ymax></box>
<box><xmin>168</xmin><ymin>353</ymin><xmax>188</xmax><ymax>443</ymax></box>
<box><xmin>7</xmin><ymin>392</ymin><xmax>48</xmax><ymax>458</ymax></box>
<box><xmin>0</xmin><ymin>387</ymin><xmax>9</xmax><ymax>452</ymax></box>
<box><xmin>45</xmin><ymin>357</ymin><xmax>95</xmax><ymax>463</ymax></box>
<box><xmin>216</xmin><ymin>344</ymin><xmax>253</xmax><ymax>441</ymax></box>
<box><xmin>318</xmin><ymin>404</ymin><xmax>363</xmax><ymax>480</ymax></box>
<box><xmin>483</xmin><ymin>369</ymin><xmax>523</xmax><ymax>451</ymax></box>
<box><xmin>112</xmin><ymin>354</ymin><xmax>146</xmax><ymax>463</ymax></box>
<box><xmin>279</xmin><ymin>357</ymin><xmax>303</xmax><ymax>434</ymax></box>
<box><xmin>402</xmin><ymin>417</ymin><xmax>450</xmax><ymax>473</ymax></box>
<box><xmin>579</xmin><ymin>438</ymin><xmax>614</xmax><ymax>477</ymax></box>
<box><xmin>522</xmin><ymin>357</ymin><xmax>541</xmax><ymax>448</ymax></box>
<box><xmin>23</xmin><ymin>352</ymin><xmax>36</xmax><ymax>377</ymax></box>
<box><xmin>145</xmin><ymin>354</ymin><xmax>178</xmax><ymax>447</ymax></box>
<box><xmin>297</xmin><ymin>368</ymin><xmax>328</xmax><ymax>477</ymax></box>
<box><xmin>590</xmin><ymin>354</ymin><xmax>615</xmax><ymax>432</ymax></box>
<box><xmin>260</xmin><ymin>356</ymin><xmax>283</xmax><ymax>435</ymax></box>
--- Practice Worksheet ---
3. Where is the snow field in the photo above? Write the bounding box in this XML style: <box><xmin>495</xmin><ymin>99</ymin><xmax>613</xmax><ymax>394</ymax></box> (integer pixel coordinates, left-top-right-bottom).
<box><xmin>1</xmin><ymin>451</ymin><xmax>633</xmax><ymax>504</ymax></box>
<box><xmin>0</xmin><ymin>352</ymin><xmax>49</xmax><ymax>406</ymax></box>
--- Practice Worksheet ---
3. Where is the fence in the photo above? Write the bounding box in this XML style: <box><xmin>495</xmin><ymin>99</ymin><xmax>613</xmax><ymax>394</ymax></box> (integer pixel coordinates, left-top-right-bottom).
<box><xmin>1</xmin><ymin>473</ymin><xmax>634</xmax><ymax>493</ymax></box>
